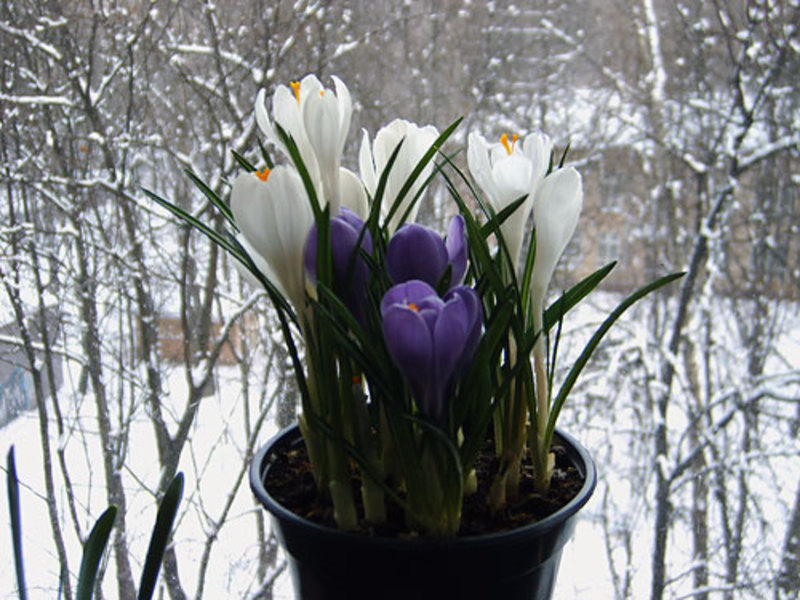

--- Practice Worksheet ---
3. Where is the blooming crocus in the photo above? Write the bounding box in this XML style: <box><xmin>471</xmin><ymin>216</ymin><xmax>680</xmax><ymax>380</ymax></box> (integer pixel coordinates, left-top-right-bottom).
<box><xmin>359</xmin><ymin>119</ymin><xmax>439</xmax><ymax>232</ymax></box>
<box><xmin>256</xmin><ymin>75</ymin><xmax>352</xmax><ymax>214</ymax></box>
<box><xmin>230</xmin><ymin>166</ymin><xmax>313</xmax><ymax>312</ymax></box>
<box><xmin>304</xmin><ymin>208</ymin><xmax>373</xmax><ymax>323</ymax></box>
<box><xmin>381</xmin><ymin>280</ymin><xmax>482</xmax><ymax>425</ymax></box>
<box><xmin>386</xmin><ymin>215</ymin><xmax>467</xmax><ymax>289</ymax></box>
<box><xmin>467</xmin><ymin>131</ymin><xmax>551</xmax><ymax>271</ymax></box>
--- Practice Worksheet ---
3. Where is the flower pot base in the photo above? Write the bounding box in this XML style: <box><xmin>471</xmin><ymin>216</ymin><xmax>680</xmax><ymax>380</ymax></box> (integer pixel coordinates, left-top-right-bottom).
<box><xmin>251</xmin><ymin>425</ymin><xmax>596</xmax><ymax>600</ymax></box>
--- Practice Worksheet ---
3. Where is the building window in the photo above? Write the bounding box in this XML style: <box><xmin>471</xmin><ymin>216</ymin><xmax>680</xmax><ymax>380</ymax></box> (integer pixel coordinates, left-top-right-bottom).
<box><xmin>597</xmin><ymin>232</ymin><xmax>621</xmax><ymax>268</ymax></box>
<box><xmin>600</xmin><ymin>164</ymin><xmax>625</xmax><ymax>213</ymax></box>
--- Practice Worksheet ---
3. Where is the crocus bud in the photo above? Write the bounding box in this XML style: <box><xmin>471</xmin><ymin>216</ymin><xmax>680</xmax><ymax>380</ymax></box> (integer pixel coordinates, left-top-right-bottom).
<box><xmin>304</xmin><ymin>208</ymin><xmax>373</xmax><ymax>323</ymax></box>
<box><xmin>386</xmin><ymin>215</ymin><xmax>467</xmax><ymax>290</ymax></box>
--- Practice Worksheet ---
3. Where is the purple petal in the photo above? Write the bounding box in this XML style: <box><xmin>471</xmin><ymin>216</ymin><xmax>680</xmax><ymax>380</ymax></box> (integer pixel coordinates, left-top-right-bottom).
<box><xmin>443</xmin><ymin>286</ymin><xmax>483</xmax><ymax>379</ymax></box>
<box><xmin>304</xmin><ymin>209</ymin><xmax>373</xmax><ymax>322</ymax></box>
<box><xmin>304</xmin><ymin>223</ymin><xmax>319</xmax><ymax>281</ymax></box>
<box><xmin>446</xmin><ymin>215</ymin><xmax>468</xmax><ymax>286</ymax></box>
<box><xmin>387</xmin><ymin>223</ymin><xmax>448</xmax><ymax>287</ymax></box>
<box><xmin>445</xmin><ymin>286</ymin><xmax>483</xmax><ymax>354</ymax></box>
<box><xmin>380</xmin><ymin>280</ymin><xmax>439</xmax><ymax>316</ymax></box>
<box><xmin>382</xmin><ymin>303</ymin><xmax>434</xmax><ymax>405</ymax></box>
<box><xmin>329</xmin><ymin>218</ymin><xmax>362</xmax><ymax>282</ymax></box>
<box><xmin>337</xmin><ymin>207</ymin><xmax>373</xmax><ymax>254</ymax></box>
<box><xmin>433</xmin><ymin>299</ymin><xmax>470</xmax><ymax>380</ymax></box>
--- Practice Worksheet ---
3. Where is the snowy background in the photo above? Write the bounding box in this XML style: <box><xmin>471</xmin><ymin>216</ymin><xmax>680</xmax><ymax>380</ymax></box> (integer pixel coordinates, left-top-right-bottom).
<box><xmin>2</xmin><ymin>1</ymin><xmax>799</xmax><ymax>599</ymax></box>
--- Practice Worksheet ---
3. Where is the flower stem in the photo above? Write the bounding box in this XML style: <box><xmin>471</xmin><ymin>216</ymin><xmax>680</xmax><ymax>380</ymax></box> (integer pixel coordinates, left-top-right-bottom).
<box><xmin>532</xmin><ymin>341</ymin><xmax>553</xmax><ymax>494</ymax></box>
<box><xmin>327</xmin><ymin>439</ymin><xmax>358</xmax><ymax>531</ymax></box>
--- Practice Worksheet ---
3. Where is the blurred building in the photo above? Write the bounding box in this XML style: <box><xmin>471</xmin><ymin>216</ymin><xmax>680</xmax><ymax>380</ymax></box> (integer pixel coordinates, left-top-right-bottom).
<box><xmin>0</xmin><ymin>308</ymin><xmax>63</xmax><ymax>427</ymax></box>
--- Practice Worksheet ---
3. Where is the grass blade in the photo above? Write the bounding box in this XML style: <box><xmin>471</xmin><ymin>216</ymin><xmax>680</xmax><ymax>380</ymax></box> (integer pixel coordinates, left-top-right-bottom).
<box><xmin>138</xmin><ymin>473</ymin><xmax>184</xmax><ymax>600</ymax></box>
<box><xmin>76</xmin><ymin>506</ymin><xmax>117</xmax><ymax>600</ymax></box>
<box><xmin>543</xmin><ymin>261</ymin><xmax>617</xmax><ymax>331</ymax></box>
<box><xmin>546</xmin><ymin>271</ymin><xmax>685</xmax><ymax>442</ymax></box>
<box><xmin>183</xmin><ymin>169</ymin><xmax>236</xmax><ymax>227</ymax></box>
<box><xmin>7</xmin><ymin>447</ymin><xmax>27</xmax><ymax>600</ymax></box>
<box><xmin>231</xmin><ymin>149</ymin><xmax>257</xmax><ymax>173</ymax></box>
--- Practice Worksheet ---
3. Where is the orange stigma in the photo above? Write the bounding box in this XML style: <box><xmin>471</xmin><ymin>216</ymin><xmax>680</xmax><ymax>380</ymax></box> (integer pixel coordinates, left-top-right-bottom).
<box><xmin>408</xmin><ymin>302</ymin><xmax>420</xmax><ymax>312</ymax></box>
<box><xmin>255</xmin><ymin>168</ymin><xmax>271</xmax><ymax>182</ymax></box>
<box><xmin>290</xmin><ymin>81</ymin><xmax>301</xmax><ymax>102</ymax></box>
<box><xmin>500</xmin><ymin>133</ymin><xmax>519</xmax><ymax>155</ymax></box>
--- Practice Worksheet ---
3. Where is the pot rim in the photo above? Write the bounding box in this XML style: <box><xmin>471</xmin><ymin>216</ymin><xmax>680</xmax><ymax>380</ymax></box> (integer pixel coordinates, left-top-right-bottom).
<box><xmin>249</xmin><ymin>422</ymin><xmax>597</xmax><ymax>547</ymax></box>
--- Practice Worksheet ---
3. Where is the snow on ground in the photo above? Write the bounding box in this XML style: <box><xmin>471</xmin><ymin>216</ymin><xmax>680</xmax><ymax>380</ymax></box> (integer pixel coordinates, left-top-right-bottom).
<box><xmin>0</xmin><ymin>364</ymin><xmax>294</xmax><ymax>599</ymax></box>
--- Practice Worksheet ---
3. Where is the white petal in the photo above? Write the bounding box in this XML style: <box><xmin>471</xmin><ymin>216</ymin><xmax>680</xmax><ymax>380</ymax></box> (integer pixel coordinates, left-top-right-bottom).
<box><xmin>230</xmin><ymin>167</ymin><xmax>313</xmax><ymax>310</ymax></box>
<box><xmin>358</xmin><ymin>129</ymin><xmax>377</xmax><ymax>196</ymax></box>
<box><xmin>255</xmin><ymin>88</ymin><xmax>280</xmax><ymax>148</ymax></box>
<box><xmin>374</xmin><ymin>119</ymin><xmax>406</xmax><ymax>167</ymax></box>
<box><xmin>491</xmin><ymin>154</ymin><xmax>534</xmax><ymax>202</ymax></box>
<box><xmin>299</xmin><ymin>74</ymin><xmax>322</xmax><ymax>99</ymax></box>
<box><xmin>331</xmin><ymin>75</ymin><xmax>352</xmax><ymax>154</ymax></box>
<box><xmin>234</xmin><ymin>233</ymin><xmax>284</xmax><ymax>295</ymax></box>
<box><xmin>530</xmin><ymin>168</ymin><xmax>583</xmax><ymax>317</ymax></box>
<box><xmin>272</xmin><ymin>85</ymin><xmax>302</xmax><ymax>137</ymax></box>
<box><xmin>339</xmin><ymin>167</ymin><xmax>368</xmax><ymax>219</ymax></box>
<box><xmin>521</xmin><ymin>133</ymin><xmax>552</xmax><ymax>181</ymax></box>
<box><xmin>364</xmin><ymin>119</ymin><xmax>438</xmax><ymax>231</ymax></box>
<box><xmin>467</xmin><ymin>132</ymin><xmax>494</xmax><ymax>201</ymax></box>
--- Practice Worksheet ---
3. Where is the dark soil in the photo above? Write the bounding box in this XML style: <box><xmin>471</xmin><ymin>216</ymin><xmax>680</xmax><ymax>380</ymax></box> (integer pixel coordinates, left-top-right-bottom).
<box><xmin>263</xmin><ymin>436</ymin><xmax>585</xmax><ymax>539</ymax></box>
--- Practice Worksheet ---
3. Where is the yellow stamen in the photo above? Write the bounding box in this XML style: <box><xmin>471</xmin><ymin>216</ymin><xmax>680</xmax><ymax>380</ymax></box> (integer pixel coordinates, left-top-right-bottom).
<box><xmin>290</xmin><ymin>81</ymin><xmax>301</xmax><ymax>102</ymax></box>
<box><xmin>408</xmin><ymin>302</ymin><xmax>420</xmax><ymax>312</ymax></box>
<box><xmin>500</xmin><ymin>132</ymin><xmax>519</xmax><ymax>155</ymax></box>
<box><xmin>255</xmin><ymin>168</ymin><xmax>271</xmax><ymax>182</ymax></box>
<box><xmin>319</xmin><ymin>90</ymin><xmax>325</xmax><ymax>97</ymax></box>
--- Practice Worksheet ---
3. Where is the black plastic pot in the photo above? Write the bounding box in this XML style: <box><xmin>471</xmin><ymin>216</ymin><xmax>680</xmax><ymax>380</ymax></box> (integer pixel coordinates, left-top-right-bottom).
<box><xmin>250</xmin><ymin>424</ymin><xmax>596</xmax><ymax>600</ymax></box>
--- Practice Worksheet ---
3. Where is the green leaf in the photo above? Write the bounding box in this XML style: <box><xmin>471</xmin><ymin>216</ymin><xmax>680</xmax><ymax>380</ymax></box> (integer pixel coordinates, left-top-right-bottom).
<box><xmin>258</xmin><ymin>138</ymin><xmax>274</xmax><ymax>169</ymax></box>
<box><xmin>231</xmin><ymin>149</ymin><xmax>257</xmax><ymax>173</ymax></box>
<box><xmin>367</xmin><ymin>137</ymin><xmax>406</xmax><ymax>232</ymax></box>
<box><xmin>76</xmin><ymin>506</ymin><xmax>117</xmax><ymax>600</ymax></box>
<box><xmin>543</xmin><ymin>261</ymin><xmax>617</xmax><ymax>331</ymax></box>
<box><xmin>142</xmin><ymin>187</ymin><xmax>242</xmax><ymax>258</ymax></box>
<box><xmin>479</xmin><ymin>195</ymin><xmax>527</xmax><ymax>239</ymax></box>
<box><xmin>273</xmin><ymin>122</ymin><xmax>323</xmax><ymax>220</ymax></box>
<box><xmin>545</xmin><ymin>271</ymin><xmax>685</xmax><ymax>443</ymax></box>
<box><xmin>558</xmin><ymin>143</ymin><xmax>571</xmax><ymax>169</ymax></box>
<box><xmin>7</xmin><ymin>447</ymin><xmax>27</xmax><ymax>600</ymax></box>
<box><xmin>404</xmin><ymin>415</ymin><xmax>464</xmax><ymax>485</ymax></box>
<box><xmin>138</xmin><ymin>473</ymin><xmax>184</xmax><ymax>600</ymax></box>
<box><xmin>183</xmin><ymin>170</ymin><xmax>236</xmax><ymax>227</ymax></box>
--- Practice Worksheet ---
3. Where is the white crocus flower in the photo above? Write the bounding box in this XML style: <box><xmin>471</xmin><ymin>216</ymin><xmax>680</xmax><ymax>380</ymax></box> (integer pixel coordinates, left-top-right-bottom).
<box><xmin>230</xmin><ymin>166</ymin><xmax>313</xmax><ymax>313</ymax></box>
<box><xmin>359</xmin><ymin>119</ymin><xmax>439</xmax><ymax>232</ymax></box>
<box><xmin>529</xmin><ymin>166</ymin><xmax>582</xmax><ymax>486</ymax></box>
<box><xmin>467</xmin><ymin>131</ymin><xmax>551</xmax><ymax>271</ymax></box>
<box><xmin>255</xmin><ymin>75</ymin><xmax>352</xmax><ymax>215</ymax></box>
<box><xmin>529</xmin><ymin>167</ymin><xmax>583</xmax><ymax>331</ymax></box>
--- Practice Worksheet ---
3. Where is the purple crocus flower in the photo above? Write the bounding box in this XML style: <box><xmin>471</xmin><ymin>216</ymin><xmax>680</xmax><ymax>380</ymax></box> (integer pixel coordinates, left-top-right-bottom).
<box><xmin>305</xmin><ymin>208</ymin><xmax>373</xmax><ymax>322</ymax></box>
<box><xmin>381</xmin><ymin>280</ymin><xmax>483</xmax><ymax>425</ymax></box>
<box><xmin>386</xmin><ymin>215</ymin><xmax>467</xmax><ymax>289</ymax></box>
